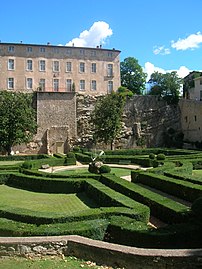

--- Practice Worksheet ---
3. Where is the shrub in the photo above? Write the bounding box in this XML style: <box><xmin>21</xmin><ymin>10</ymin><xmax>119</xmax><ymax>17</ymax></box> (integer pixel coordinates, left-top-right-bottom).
<box><xmin>191</xmin><ymin>196</ymin><xmax>202</xmax><ymax>221</ymax></box>
<box><xmin>67</xmin><ymin>152</ymin><xmax>76</xmax><ymax>158</ymax></box>
<box><xmin>149</xmin><ymin>153</ymin><xmax>156</xmax><ymax>159</ymax></box>
<box><xmin>156</xmin><ymin>153</ymin><xmax>166</xmax><ymax>160</ymax></box>
<box><xmin>99</xmin><ymin>165</ymin><xmax>111</xmax><ymax>174</ymax></box>
<box><xmin>21</xmin><ymin>161</ymin><xmax>32</xmax><ymax>169</ymax></box>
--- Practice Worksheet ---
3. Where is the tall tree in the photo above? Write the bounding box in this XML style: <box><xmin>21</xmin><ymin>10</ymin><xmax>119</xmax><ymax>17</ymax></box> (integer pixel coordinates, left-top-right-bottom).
<box><xmin>90</xmin><ymin>92</ymin><xmax>125</xmax><ymax>150</ymax></box>
<box><xmin>149</xmin><ymin>71</ymin><xmax>182</xmax><ymax>104</ymax></box>
<box><xmin>120</xmin><ymin>57</ymin><xmax>147</xmax><ymax>94</ymax></box>
<box><xmin>0</xmin><ymin>91</ymin><xmax>37</xmax><ymax>155</ymax></box>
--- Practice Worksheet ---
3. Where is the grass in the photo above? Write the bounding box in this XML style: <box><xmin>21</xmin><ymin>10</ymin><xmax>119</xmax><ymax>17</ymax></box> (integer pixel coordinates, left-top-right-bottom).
<box><xmin>55</xmin><ymin>167</ymin><xmax>132</xmax><ymax>178</ymax></box>
<box><xmin>0</xmin><ymin>161</ymin><xmax>23</xmax><ymax>165</ymax></box>
<box><xmin>0</xmin><ymin>256</ymin><xmax>115</xmax><ymax>269</ymax></box>
<box><xmin>192</xmin><ymin>169</ymin><xmax>202</xmax><ymax>177</ymax></box>
<box><xmin>0</xmin><ymin>185</ymin><xmax>98</xmax><ymax>214</ymax></box>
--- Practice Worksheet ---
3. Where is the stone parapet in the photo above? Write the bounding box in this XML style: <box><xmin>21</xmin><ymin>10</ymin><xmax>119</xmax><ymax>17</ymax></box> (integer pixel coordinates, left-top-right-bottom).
<box><xmin>0</xmin><ymin>235</ymin><xmax>202</xmax><ymax>269</ymax></box>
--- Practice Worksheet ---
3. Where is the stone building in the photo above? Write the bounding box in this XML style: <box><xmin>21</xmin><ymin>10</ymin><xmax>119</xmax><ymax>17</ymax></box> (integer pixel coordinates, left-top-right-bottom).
<box><xmin>0</xmin><ymin>42</ymin><xmax>121</xmax><ymax>95</ymax></box>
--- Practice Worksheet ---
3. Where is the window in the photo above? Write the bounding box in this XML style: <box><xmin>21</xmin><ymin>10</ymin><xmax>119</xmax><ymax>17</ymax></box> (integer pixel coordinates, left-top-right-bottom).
<box><xmin>108</xmin><ymin>81</ymin><xmax>113</xmax><ymax>93</ymax></box>
<box><xmin>27</xmin><ymin>47</ymin><xmax>32</xmax><ymax>53</ymax></box>
<box><xmin>39</xmin><ymin>60</ymin><xmax>46</xmax><ymax>71</ymax></box>
<box><xmin>8</xmin><ymin>46</ymin><xmax>14</xmax><ymax>53</ymax></box>
<box><xmin>26</xmin><ymin>59</ymin><xmax>33</xmax><ymax>71</ymax></box>
<box><xmin>80</xmin><ymin>49</ymin><xmax>85</xmax><ymax>55</ymax></box>
<box><xmin>40</xmin><ymin>47</ymin><xmax>45</xmax><ymax>53</ymax></box>
<box><xmin>53</xmin><ymin>79</ymin><xmax>59</xmax><ymax>92</ymax></box>
<box><xmin>8</xmin><ymin>78</ymin><xmax>14</xmax><ymax>89</ymax></box>
<box><xmin>195</xmin><ymin>115</ymin><xmax>197</xmax><ymax>122</ymax></box>
<box><xmin>39</xmin><ymin>79</ymin><xmax>45</xmax><ymax>91</ymax></box>
<box><xmin>185</xmin><ymin>116</ymin><xmax>188</xmax><ymax>123</ymax></box>
<box><xmin>79</xmin><ymin>62</ymin><xmax>85</xmax><ymax>73</ymax></box>
<box><xmin>53</xmin><ymin>61</ymin><xmax>59</xmax><ymax>72</ymax></box>
<box><xmin>91</xmin><ymin>80</ymin><xmax>97</xmax><ymax>91</ymax></box>
<box><xmin>91</xmin><ymin>50</ymin><xmax>96</xmax><ymax>56</ymax></box>
<box><xmin>27</xmin><ymin>78</ymin><xmax>33</xmax><ymax>89</ymax></box>
<box><xmin>80</xmin><ymin>80</ymin><xmax>85</xmax><ymax>91</ymax></box>
<box><xmin>66</xmin><ymin>62</ymin><xmax>72</xmax><ymax>72</ymax></box>
<box><xmin>53</xmin><ymin>47</ymin><xmax>59</xmax><ymax>54</ymax></box>
<box><xmin>8</xmin><ymin>59</ymin><xmax>14</xmax><ymax>70</ymax></box>
<box><xmin>107</xmin><ymin>64</ymin><xmax>113</xmax><ymax>77</ymax></box>
<box><xmin>108</xmin><ymin>52</ymin><xmax>113</xmax><ymax>57</ymax></box>
<box><xmin>91</xmin><ymin>63</ymin><xmax>96</xmax><ymax>73</ymax></box>
<box><xmin>200</xmin><ymin>90</ymin><xmax>202</xmax><ymax>101</ymax></box>
<box><xmin>66</xmin><ymin>79</ymin><xmax>72</xmax><ymax>92</ymax></box>
<box><xmin>66</xmin><ymin>49</ymin><xmax>72</xmax><ymax>55</ymax></box>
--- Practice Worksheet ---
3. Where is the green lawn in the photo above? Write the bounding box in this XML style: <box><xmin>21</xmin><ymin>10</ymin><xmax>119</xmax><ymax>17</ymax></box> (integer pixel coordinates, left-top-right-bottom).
<box><xmin>56</xmin><ymin>167</ymin><xmax>132</xmax><ymax>178</ymax></box>
<box><xmin>0</xmin><ymin>185</ymin><xmax>98</xmax><ymax>214</ymax></box>
<box><xmin>0</xmin><ymin>256</ymin><xmax>113</xmax><ymax>269</ymax></box>
<box><xmin>192</xmin><ymin>169</ymin><xmax>202</xmax><ymax>177</ymax></box>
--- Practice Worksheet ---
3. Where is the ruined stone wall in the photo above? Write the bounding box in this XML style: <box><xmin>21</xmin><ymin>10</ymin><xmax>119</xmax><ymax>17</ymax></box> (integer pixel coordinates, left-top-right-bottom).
<box><xmin>76</xmin><ymin>95</ymin><xmax>181</xmax><ymax>149</ymax></box>
<box><xmin>35</xmin><ymin>92</ymin><xmax>77</xmax><ymax>154</ymax></box>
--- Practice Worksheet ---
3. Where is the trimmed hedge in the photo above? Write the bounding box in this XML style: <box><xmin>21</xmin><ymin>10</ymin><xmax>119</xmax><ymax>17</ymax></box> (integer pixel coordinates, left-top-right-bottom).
<box><xmin>132</xmin><ymin>171</ymin><xmax>202</xmax><ymax>202</ymax></box>
<box><xmin>0</xmin><ymin>217</ymin><xmax>108</xmax><ymax>240</ymax></box>
<box><xmin>0</xmin><ymin>154</ymin><xmax>49</xmax><ymax>161</ymax></box>
<box><xmin>5</xmin><ymin>172</ymin><xmax>84</xmax><ymax>193</ymax></box>
<box><xmin>84</xmin><ymin>178</ymin><xmax>150</xmax><ymax>223</ymax></box>
<box><xmin>100</xmin><ymin>174</ymin><xmax>190</xmax><ymax>224</ymax></box>
<box><xmin>107</xmin><ymin>216</ymin><xmax>202</xmax><ymax>249</ymax></box>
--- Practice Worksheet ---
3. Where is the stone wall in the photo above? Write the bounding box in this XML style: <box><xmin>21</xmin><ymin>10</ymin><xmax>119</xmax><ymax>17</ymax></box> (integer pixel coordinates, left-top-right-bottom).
<box><xmin>35</xmin><ymin>92</ymin><xmax>77</xmax><ymax>154</ymax></box>
<box><xmin>0</xmin><ymin>235</ymin><xmax>202</xmax><ymax>269</ymax></box>
<box><xmin>179</xmin><ymin>99</ymin><xmax>202</xmax><ymax>142</ymax></box>
<box><xmin>76</xmin><ymin>95</ymin><xmax>181</xmax><ymax>149</ymax></box>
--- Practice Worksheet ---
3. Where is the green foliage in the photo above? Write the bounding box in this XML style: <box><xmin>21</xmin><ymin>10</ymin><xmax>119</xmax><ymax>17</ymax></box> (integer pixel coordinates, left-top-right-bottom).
<box><xmin>148</xmin><ymin>71</ymin><xmax>182</xmax><ymax>104</ymax></box>
<box><xmin>149</xmin><ymin>153</ymin><xmax>156</xmax><ymax>159</ymax></box>
<box><xmin>101</xmin><ymin>173</ymin><xmax>190</xmax><ymax>224</ymax></box>
<box><xmin>99</xmin><ymin>165</ymin><xmax>111</xmax><ymax>174</ymax></box>
<box><xmin>21</xmin><ymin>161</ymin><xmax>33</xmax><ymax>170</ymax></box>
<box><xmin>191</xmin><ymin>196</ymin><xmax>202</xmax><ymax>221</ymax></box>
<box><xmin>163</xmin><ymin>127</ymin><xmax>184</xmax><ymax>148</ymax></box>
<box><xmin>117</xmin><ymin>86</ymin><xmax>133</xmax><ymax>98</ymax></box>
<box><xmin>0</xmin><ymin>91</ymin><xmax>37</xmax><ymax>155</ymax></box>
<box><xmin>90</xmin><ymin>92</ymin><xmax>125</xmax><ymax>149</ymax></box>
<box><xmin>64</xmin><ymin>152</ymin><xmax>76</xmax><ymax>165</ymax></box>
<box><xmin>156</xmin><ymin>153</ymin><xmax>166</xmax><ymax>160</ymax></box>
<box><xmin>120</xmin><ymin>57</ymin><xmax>147</xmax><ymax>94</ymax></box>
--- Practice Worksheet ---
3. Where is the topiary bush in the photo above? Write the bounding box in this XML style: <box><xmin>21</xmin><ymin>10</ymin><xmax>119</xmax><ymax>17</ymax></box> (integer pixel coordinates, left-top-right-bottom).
<box><xmin>99</xmin><ymin>165</ymin><xmax>111</xmax><ymax>174</ymax></box>
<box><xmin>156</xmin><ymin>153</ymin><xmax>166</xmax><ymax>160</ymax></box>
<box><xmin>149</xmin><ymin>153</ymin><xmax>156</xmax><ymax>160</ymax></box>
<box><xmin>21</xmin><ymin>161</ymin><xmax>33</xmax><ymax>170</ymax></box>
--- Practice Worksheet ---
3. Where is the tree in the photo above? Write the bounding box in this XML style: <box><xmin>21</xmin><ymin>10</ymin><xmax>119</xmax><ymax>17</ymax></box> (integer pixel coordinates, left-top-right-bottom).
<box><xmin>148</xmin><ymin>71</ymin><xmax>182</xmax><ymax>104</ymax></box>
<box><xmin>90</xmin><ymin>92</ymin><xmax>125</xmax><ymax>150</ymax></box>
<box><xmin>120</xmin><ymin>57</ymin><xmax>147</xmax><ymax>94</ymax></box>
<box><xmin>0</xmin><ymin>91</ymin><xmax>37</xmax><ymax>155</ymax></box>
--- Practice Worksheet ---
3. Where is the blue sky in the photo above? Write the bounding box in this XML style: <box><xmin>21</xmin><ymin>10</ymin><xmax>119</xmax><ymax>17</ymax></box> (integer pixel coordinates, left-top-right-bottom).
<box><xmin>1</xmin><ymin>0</ymin><xmax>202</xmax><ymax>79</ymax></box>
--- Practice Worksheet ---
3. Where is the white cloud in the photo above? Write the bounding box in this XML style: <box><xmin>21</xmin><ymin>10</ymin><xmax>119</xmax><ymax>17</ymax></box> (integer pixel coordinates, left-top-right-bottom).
<box><xmin>144</xmin><ymin>62</ymin><xmax>166</xmax><ymax>81</ymax></box>
<box><xmin>153</xmin><ymin>46</ymin><xmax>170</xmax><ymax>55</ymax></box>
<box><xmin>171</xmin><ymin>32</ymin><xmax>202</xmax><ymax>51</ymax></box>
<box><xmin>144</xmin><ymin>62</ymin><xmax>191</xmax><ymax>81</ymax></box>
<box><xmin>66</xmin><ymin>21</ymin><xmax>113</xmax><ymax>47</ymax></box>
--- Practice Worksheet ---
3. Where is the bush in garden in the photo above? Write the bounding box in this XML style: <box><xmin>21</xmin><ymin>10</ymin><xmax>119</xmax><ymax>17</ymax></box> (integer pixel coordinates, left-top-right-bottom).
<box><xmin>156</xmin><ymin>153</ymin><xmax>166</xmax><ymax>160</ymax></box>
<box><xmin>21</xmin><ymin>161</ymin><xmax>32</xmax><ymax>169</ymax></box>
<box><xmin>191</xmin><ymin>197</ymin><xmax>202</xmax><ymax>221</ymax></box>
<box><xmin>99</xmin><ymin>165</ymin><xmax>111</xmax><ymax>174</ymax></box>
<box><xmin>149</xmin><ymin>153</ymin><xmax>156</xmax><ymax>159</ymax></box>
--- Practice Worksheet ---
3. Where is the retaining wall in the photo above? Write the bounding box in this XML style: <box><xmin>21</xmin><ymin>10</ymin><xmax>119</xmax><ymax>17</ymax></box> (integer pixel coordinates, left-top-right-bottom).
<box><xmin>0</xmin><ymin>235</ymin><xmax>202</xmax><ymax>269</ymax></box>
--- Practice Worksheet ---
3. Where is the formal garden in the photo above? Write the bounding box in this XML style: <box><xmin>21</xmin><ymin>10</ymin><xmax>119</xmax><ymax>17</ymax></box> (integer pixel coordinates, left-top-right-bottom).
<box><xmin>0</xmin><ymin>147</ymin><xmax>202</xmax><ymax>251</ymax></box>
